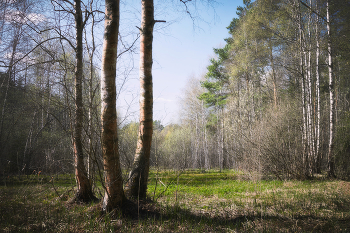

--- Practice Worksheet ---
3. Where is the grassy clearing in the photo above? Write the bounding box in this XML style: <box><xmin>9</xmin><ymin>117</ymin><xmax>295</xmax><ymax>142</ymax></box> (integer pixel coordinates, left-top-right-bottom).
<box><xmin>1</xmin><ymin>170</ymin><xmax>350</xmax><ymax>232</ymax></box>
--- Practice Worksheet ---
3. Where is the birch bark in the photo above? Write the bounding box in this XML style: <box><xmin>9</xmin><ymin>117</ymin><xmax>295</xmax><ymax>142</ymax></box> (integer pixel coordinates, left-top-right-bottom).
<box><xmin>125</xmin><ymin>0</ymin><xmax>155</xmax><ymax>199</ymax></box>
<box><xmin>72</xmin><ymin>0</ymin><xmax>95</xmax><ymax>202</ymax></box>
<box><xmin>101</xmin><ymin>0</ymin><xmax>125</xmax><ymax>211</ymax></box>
<box><xmin>315</xmin><ymin>0</ymin><xmax>321</xmax><ymax>173</ymax></box>
<box><xmin>326</xmin><ymin>0</ymin><xmax>335</xmax><ymax>178</ymax></box>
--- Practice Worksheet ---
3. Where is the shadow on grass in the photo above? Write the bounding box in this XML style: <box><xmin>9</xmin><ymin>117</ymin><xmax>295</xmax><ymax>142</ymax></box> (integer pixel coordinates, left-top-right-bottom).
<box><xmin>127</xmin><ymin>199</ymin><xmax>350</xmax><ymax>232</ymax></box>
<box><xmin>1</xmin><ymin>189</ymin><xmax>350</xmax><ymax>232</ymax></box>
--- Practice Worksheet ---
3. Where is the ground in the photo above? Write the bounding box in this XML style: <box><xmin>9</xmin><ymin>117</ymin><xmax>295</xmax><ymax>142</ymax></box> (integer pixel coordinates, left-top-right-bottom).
<box><xmin>1</xmin><ymin>170</ymin><xmax>350</xmax><ymax>232</ymax></box>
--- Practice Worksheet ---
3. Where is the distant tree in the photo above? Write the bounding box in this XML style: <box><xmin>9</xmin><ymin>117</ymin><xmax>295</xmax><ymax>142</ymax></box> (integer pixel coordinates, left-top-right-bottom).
<box><xmin>153</xmin><ymin>120</ymin><xmax>164</xmax><ymax>131</ymax></box>
<box><xmin>181</xmin><ymin>77</ymin><xmax>211</xmax><ymax>170</ymax></box>
<box><xmin>119</xmin><ymin>122</ymin><xmax>139</xmax><ymax>172</ymax></box>
<box><xmin>199</xmin><ymin>34</ymin><xmax>231</xmax><ymax>171</ymax></box>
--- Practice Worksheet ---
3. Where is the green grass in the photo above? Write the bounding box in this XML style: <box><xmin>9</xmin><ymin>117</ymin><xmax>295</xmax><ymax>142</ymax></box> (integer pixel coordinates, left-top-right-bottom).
<box><xmin>1</xmin><ymin>170</ymin><xmax>350</xmax><ymax>232</ymax></box>
<box><xmin>148</xmin><ymin>169</ymin><xmax>286</xmax><ymax>201</ymax></box>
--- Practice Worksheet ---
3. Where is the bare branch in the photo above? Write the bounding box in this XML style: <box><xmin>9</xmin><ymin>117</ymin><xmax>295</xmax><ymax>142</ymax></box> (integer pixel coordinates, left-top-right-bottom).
<box><xmin>61</xmin><ymin>0</ymin><xmax>74</xmax><ymax>7</ymax></box>
<box><xmin>154</xmin><ymin>20</ymin><xmax>166</xmax><ymax>23</ymax></box>
<box><xmin>117</xmin><ymin>33</ymin><xmax>140</xmax><ymax>59</ymax></box>
<box><xmin>51</xmin><ymin>0</ymin><xmax>74</xmax><ymax>15</ymax></box>
<box><xmin>5</xmin><ymin>37</ymin><xmax>61</xmax><ymax>68</ymax></box>
<box><xmin>180</xmin><ymin>0</ymin><xmax>193</xmax><ymax>18</ymax></box>
<box><xmin>299</xmin><ymin>0</ymin><xmax>326</xmax><ymax>22</ymax></box>
<box><xmin>53</xmin><ymin>28</ymin><xmax>76</xmax><ymax>49</ymax></box>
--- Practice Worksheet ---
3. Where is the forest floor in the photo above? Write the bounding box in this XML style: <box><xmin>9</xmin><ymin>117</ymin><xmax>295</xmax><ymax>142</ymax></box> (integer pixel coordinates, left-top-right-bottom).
<box><xmin>1</xmin><ymin>169</ymin><xmax>350</xmax><ymax>232</ymax></box>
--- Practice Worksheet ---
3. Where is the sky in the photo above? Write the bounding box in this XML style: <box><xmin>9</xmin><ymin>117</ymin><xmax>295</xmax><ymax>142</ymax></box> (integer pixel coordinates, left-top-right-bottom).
<box><xmin>117</xmin><ymin>0</ymin><xmax>241</xmax><ymax>126</ymax></box>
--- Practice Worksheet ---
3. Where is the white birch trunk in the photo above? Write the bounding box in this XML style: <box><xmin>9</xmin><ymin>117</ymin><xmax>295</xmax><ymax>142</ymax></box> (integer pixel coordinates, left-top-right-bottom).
<box><xmin>298</xmin><ymin>0</ymin><xmax>307</xmax><ymax>176</ymax></box>
<box><xmin>326</xmin><ymin>0</ymin><xmax>335</xmax><ymax>177</ymax></box>
<box><xmin>306</xmin><ymin>0</ymin><xmax>314</xmax><ymax>175</ymax></box>
<box><xmin>315</xmin><ymin>1</ymin><xmax>321</xmax><ymax>173</ymax></box>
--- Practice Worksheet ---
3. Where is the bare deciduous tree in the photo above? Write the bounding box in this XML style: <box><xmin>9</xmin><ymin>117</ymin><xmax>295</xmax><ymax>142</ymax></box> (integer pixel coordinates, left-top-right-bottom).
<box><xmin>100</xmin><ymin>0</ymin><xmax>125</xmax><ymax>211</ymax></box>
<box><xmin>71</xmin><ymin>0</ymin><xmax>96</xmax><ymax>203</ymax></box>
<box><xmin>125</xmin><ymin>0</ymin><xmax>165</xmax><ymax>199</ymax></box>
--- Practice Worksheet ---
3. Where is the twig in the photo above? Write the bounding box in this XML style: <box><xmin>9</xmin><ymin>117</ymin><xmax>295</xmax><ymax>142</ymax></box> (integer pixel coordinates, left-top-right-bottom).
<box><xmin>155</xmin><ymin>170</ymin><xmax>183</xmax><ymax>201</ymax></box>
<box><xmin>152</xmin><ymin>169</ymin><xmax>159</xmax><ymax>202</ymax></box>
<box><xmin>50</xmin><ymin>176</ymin><xmax>60</xmax><ymax>197</ymax></box>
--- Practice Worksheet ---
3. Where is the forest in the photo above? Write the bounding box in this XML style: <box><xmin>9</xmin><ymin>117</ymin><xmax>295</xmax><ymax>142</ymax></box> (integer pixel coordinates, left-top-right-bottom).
<box><xmin>1</xmin><ymin>0</ymin><xmax>350</xmax><ymax>232</ymax></box>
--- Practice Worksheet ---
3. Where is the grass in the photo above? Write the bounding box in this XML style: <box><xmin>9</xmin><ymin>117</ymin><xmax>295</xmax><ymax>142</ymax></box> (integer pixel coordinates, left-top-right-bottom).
<box><xmin>1</xmin><ymin>170</ymin><xmax>350</xmax><ymax>232</ymax></box>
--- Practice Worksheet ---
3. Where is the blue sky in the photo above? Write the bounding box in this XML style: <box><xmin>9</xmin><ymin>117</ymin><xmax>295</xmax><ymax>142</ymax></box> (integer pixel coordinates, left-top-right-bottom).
<box><xmin>117</xmin><ymin>0</ymin><xmax>241</xmax><ymax>125</ymax></box>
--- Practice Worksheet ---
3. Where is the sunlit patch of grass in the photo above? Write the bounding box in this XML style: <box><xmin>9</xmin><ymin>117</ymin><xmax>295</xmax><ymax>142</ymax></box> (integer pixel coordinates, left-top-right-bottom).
<box><xmin>148</xmin><ymin>169</ymin><xmax>285</xmax><ymax>201</ymax></box>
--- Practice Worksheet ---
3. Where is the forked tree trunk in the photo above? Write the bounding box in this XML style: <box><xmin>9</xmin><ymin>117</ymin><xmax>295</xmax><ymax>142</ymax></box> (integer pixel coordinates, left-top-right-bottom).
<box><xmin>326</xmin><ymin>0</ymin><xmax>335</xmax><ymax>178</ymax></box>
<box><xmin>125</xmin><ymin>0</ymin><xmax>155</xmax><ymax>199</ymax></box>
<box><xmin>72</xmin><ymin>0</ymin><xmax>95</xmax><ymax>203</ymax></box>
<box><xmin>101</xmin><ymin>0</ymin><xmax>125</xmax><ymax>211</ymax></box>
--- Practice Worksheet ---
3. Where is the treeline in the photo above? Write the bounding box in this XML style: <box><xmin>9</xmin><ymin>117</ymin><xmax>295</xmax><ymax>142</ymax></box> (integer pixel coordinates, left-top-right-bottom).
<box><xmin>0</xmin><ymin>43</ymin><xmax>102</xmax><ymax>176</ymax></box>
<box><xmin>164</xmin><ymin>0</ymin><xmax>350</xmax><ymax>179</ymax></box>
<box><xmin>0</xmin><ymin>0</ymin><xmax>114</xmax><ymax>177</ymax></box>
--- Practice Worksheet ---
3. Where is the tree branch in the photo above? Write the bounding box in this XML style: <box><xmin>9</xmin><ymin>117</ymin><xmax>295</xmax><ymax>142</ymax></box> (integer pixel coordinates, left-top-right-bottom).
<box><xmin>154</xmin><ymin>20</ymin><xmax>166</xmax><ymax>23</ymax></box>
<box><xmin>51</xmin><ymin>0</ymin><xmax>75</xmax><ymax>15</ymax></box>
<box><xmin>117</xmin><ymin>33</ymin><xmax>140</xmax><ymax>59</ymax></box>
<box><xmin>299</xmin><ymin>0</ymin><xmax>326</xmax><ymax>22</ymax></box>
<box><xmin>54</xmin><ymin>28</ymin><xmax>76</xmax><ymax>50</ymax></box>
<box><xmin>5</xmin><ymin>37</ymin><xmax>61</xmax><ymax>68</ymax></box>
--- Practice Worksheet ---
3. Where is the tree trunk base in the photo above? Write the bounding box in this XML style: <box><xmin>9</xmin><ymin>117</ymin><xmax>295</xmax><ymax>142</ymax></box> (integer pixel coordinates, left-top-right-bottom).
<box><xmin>101</xmin><ymin>198</ymin><xmax>158</xmax><ymax>220</ymax></box>
<box><xmin>327</xmin><ymin>171</ymin><xmax>336</xmax><ymax>179</ymax></box>
<box><xmin>68</xmin><ymin>190</ymin><xmax>99</xmax><ymax>204</ymax></box>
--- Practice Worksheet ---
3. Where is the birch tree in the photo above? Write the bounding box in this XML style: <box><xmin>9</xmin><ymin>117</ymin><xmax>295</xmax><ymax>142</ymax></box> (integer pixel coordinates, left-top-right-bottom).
<box><xmin>326</xmin><ymin>0</ymin><xmax>335</xmax><ymax>178</ymax></box>
<box><xmin>124</xmin><ymin>0</ymin><xmax>157</xmax><ymax>199</ymax></box>
<box><xmin>100</xmin><ymin>0</ymin><xmax>125</xmax><ymax>211</ymax></box>
<box><xmin>70</xmin><ymin>0</ymin><xmax>97</xmax><ymax>203</ymax></box>
<box><xmin>314</xmin><ymin>0</ymin><xmax>321</xmax><ymax>173</ymax></box>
